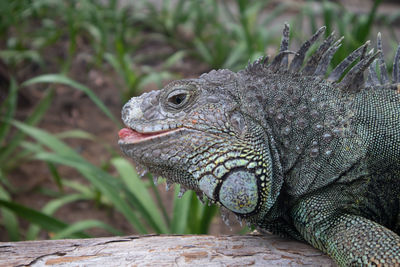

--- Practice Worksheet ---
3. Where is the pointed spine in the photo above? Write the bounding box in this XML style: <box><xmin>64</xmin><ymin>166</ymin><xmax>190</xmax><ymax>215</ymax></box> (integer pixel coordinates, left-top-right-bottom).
<box><xmin>302</xmin><ymin>31</ymin><xmax>336</xmax><ymax>75</ymax></box>
<box><xmin>327</xmin><ymin>40</ymin><xmax>370</xmax><ymax>82</ymax></box>
<box><xmin>220</xmin><ymin>207</ymin><xmax>232</xmax><ymax>230</ymax></box>
<box><xmin>135</xmin><ymin>165</ymin><xmax>148</xmax><ymax>177</ymax></box>
<box><xmin>289</xmin><ymin>26</ymin><xmax>326</xmax><ymax>73</ymax></box>
<box><xmin>269</xmin><ymin>51</ymin><xmax>297</xmax><ymax>72</ymax></box>
<box><xmin>177</xmin><ymin>186</ymin><xmax>187</xmax><ymax>198</ymax></box>
<box><xmin>353</xmin><ymin>41</ymin><xmax>370</xmax><ymax>90</ymax></box>
<box><xmin>314</xmin><ymin>36</ymin><xmax>343</xmax><ymax>77</ymax></box>
<box><xmin>393</xmin><ymin>44</ymin><xmax>400</xmax><ymax>83</ymax></box>
<box><xmin>268</xmin><ymin>23</ymin><xmax>291</xmax><ymax>72</ymax></box>
<box><xmin>279</xmin><ymin>23</ymin><xmax>290</xmax><ymax>69</ymax></box>
<box><xmin>377</xmin><ymin>32</ymin><xmax>389</xmax><ymax>84</ymax></box>
<box><xmin>367</xmin><ymin>59</ymin><xmax>380</xmax><ymax>86</ymax></box>
<box><xmin>246</xmin><ymin>56</ymin><xmax>267</xmax><ymax>74</ymax></box>
<box><xmin>262</xmin><ymin>55</ymin><xmax>269</xmax><ymax>66</ymax></box>
<box><xmin>338</xmin><ymin>49</ymin><xmax>380</xmax><ymax>92</ymax></box>
<box><xmin>165</xmin><ymin>180</ymin><xmax>173</xmax><ymax>191</ymax></box>
<box><xmin>153</xmin><ymin>176</ymin><xmax>159</xmax><ymax>186</ymax></box>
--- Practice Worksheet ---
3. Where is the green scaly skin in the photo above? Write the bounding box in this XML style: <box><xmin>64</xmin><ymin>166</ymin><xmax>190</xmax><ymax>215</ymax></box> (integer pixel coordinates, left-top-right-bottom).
<box><xmin>118</xmin><ymin>25</ymin><xmax>400</xmax><ymax>266</ymax></box>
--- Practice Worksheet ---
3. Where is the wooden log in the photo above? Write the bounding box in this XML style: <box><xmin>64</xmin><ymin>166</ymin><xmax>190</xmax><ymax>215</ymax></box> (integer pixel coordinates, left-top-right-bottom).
<box><xmin>0</xmin><ymin>234</ymin><xmax>335</xmax><ymax>266</ymax></box>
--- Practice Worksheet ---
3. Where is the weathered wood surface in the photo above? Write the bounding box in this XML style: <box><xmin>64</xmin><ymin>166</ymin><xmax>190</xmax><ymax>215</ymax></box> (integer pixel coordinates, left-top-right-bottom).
<box><xmin>0</xmin><ymin>234</ymin><xmax>335</xmax><ymax>266</ymax></box>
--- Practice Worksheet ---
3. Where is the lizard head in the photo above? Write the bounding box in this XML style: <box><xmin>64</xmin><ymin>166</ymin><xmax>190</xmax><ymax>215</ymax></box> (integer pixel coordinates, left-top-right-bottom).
<box><xmin>118</xmin><ymin>69</ymin><xmax>282</xmax><ymax>220</ymax></box>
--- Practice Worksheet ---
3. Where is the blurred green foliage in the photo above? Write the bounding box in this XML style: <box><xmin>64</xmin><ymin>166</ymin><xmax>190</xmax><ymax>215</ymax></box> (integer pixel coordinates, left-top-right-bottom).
<box><xmin>0</xmin><ymin>0</ymin><xmax>398</xmax><ymax>241</ymax></box>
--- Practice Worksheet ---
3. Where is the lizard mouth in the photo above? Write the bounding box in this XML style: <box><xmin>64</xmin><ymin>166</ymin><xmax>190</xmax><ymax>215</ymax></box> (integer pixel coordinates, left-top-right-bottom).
<box><xmin>118</xmin><ymin>127</ymin><xmax>181</xmax><ymax>145</ymax></box>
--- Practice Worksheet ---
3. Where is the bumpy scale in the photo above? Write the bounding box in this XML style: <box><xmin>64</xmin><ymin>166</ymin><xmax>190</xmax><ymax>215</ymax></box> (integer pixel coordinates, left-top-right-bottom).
<box><xmin>118</xmin><ymin>24</ymin><xmax>400</xmax><ymax>266</ymax></box>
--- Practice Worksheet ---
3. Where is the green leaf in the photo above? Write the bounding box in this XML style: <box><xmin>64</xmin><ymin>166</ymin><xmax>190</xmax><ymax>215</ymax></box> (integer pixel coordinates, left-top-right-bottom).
<box><xmin>193</xmin><ymin>38</ymin><xmax>213</xmax><ymax>64</ymax></box>
<box><xmin>47</xmin><ymin>162</ymin><xmax>63</xmax><ymax>192</ymax></box>
<box><xmin>0</xmin><ymin>50</ymin><xmax>43</xmax><ymax>66</ymax></box>
<box><xmin>22</xmin><ymin>74</ymin><xmax>120</xmax><ymax>126</ymax></box>
<box><xmin>12</xmin><ymin>120</ymin><xmax>77</xmax><ymax>158</ymax></box>
<box><xmin>52</xmin><ymin>220</ymin><xmax>122</xmax><ymax>239</ymax></box>
<box><xmin>63</xmin><ymin>180</ymin><xmax>94</xmax><ymax>197</ymax></box>
<box><xmin>197</xmin><ymin>201</ymin><xmax>218</xmax><ymax>234</ymax></box>
<box><xmin>0</xmin><ymin>78</ymin><xmax>17</xmax><ymax>142</ymax></box>
<box><xmin>0</xmin><ymin>199</ymin><xmax>89</xmax><ymax>238</ymax></box>
<box><xmin>162</xmin><ymin>50</ymin><xmax>186</xmax><ymax>69</ymax></box>
<box><xmin>0</xmin><ymin>205</ymin><xmax>20</xmax><ymax>241</ymax></box>
<box><xmin>0</xmin><ymin>184</ymin><xmax>20</xmax><ymax>241</ymax></box>
<box><xmin>34</xmin><ymin>152</ymin><xmax>148</xmax><ymax>234</ymax></box>
<box><xmin>171</xmin><ymin>185</ymin><xmax>192</xmax><ymax>234</ymax></box>
<box><xmin>55</xmin><ymin>130</ymin><xmax>95</xmax><ymax>140</ymax></box>
<box><xmin>26</xmin><ymin>193</ymin><xmax>92</xmax><ymax>240</ymax></box>
<box><xmin>0</xmin><ymin>87</ymin><xmax>54</xmax><ymax>165</ymax></box>
<box><xmin>43</xmin><ymin>194</ymin><xmax>91</xmax><ymax>215</ymax></box>
<box><xmin>112</xmin><ymin>157</ymin><xmax>168</xmax><ymax>233</ymax></box>
<box><xmin>12</xmin><ymin>122</ymin><xmax>148</xmax><ymax>233</ymax></box>
<box><xmin>148</xmin><ymin>175</ymin><xmax>170</xmax><ymax>228</ymax></box>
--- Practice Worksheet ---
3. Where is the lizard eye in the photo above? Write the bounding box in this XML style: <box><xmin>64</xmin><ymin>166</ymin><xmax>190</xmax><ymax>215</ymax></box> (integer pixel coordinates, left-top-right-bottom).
<box><xmin>169</xmin><ymin>93</ymin><xmax>186</xmax><ymax>105</ymax></box>
<box><xmin>167</xmin><ymin>90</ymin><xmax>190</xmax><ymax>109</ymax></box>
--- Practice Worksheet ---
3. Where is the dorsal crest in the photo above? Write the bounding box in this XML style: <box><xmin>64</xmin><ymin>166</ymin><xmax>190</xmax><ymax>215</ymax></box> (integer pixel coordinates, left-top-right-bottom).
<box><xmin>245</xmin><ymin>24</ymin><xmax>400</xmax><ymax>93</ymax></box>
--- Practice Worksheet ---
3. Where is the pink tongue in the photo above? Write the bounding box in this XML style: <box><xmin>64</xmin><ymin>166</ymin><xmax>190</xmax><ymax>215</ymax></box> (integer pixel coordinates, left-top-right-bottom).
<box><xmin>118</xmin><ymin>128</ymin><xmax>160</xmax><ymax>143</ymax></box>
<box><xmin>119</xmin><ymin>128</ymin><xmax>136</xmax><ymax>139</ymax></box>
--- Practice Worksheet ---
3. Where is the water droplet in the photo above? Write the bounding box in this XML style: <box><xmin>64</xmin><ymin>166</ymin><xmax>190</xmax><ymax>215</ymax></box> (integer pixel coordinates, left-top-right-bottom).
<box><xmin>311</xmin><ymin>140</ymin><xmax>318</xmax><ymax>146</ymax></box>
<box><xmin>315</xmin><ymin>124</ymin><xmax>323</xmax><ymax>131</ymax></box>
<box><xmin>310</xmin><ymin>148</ymin><xmax>319</xmax><ymax>158</ymax></box>
<box><xmin>283</xmin><ymin>126</ymin><xmax>291</xmax><ymax>135</ymax></box>
<box><xmin>268</xmin><ymin>107</ymin><xmax>275</xmax><ymax>115</ymax></box>
<box><xmin>333</xmin><ymin>128</ymin><xmax>342</xmax><ymax>135</ymax></box>
<box><xmin>276</xmin><ymin>113</ymin><xmax>284</xmax><ymax>122</ymax></box>
<box><xmin>325</xmin><ymin>150</ymin><xmax>332</xmax><ymax>156</ymax></box>
<box><xmin>322</xmin><ymin>133</ymin><xmax>333</xmax><ymax>141</ymax></box>
<box><xmin>295</xmin><ymin>145</ymin><xmax>302</xmax><ymax>154</ymax></box>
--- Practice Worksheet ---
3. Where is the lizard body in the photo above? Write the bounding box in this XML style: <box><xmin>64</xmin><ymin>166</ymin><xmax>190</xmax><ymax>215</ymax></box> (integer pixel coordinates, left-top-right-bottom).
<box><xmin>119</xmin><ymin>25</ymin><xmax>400</xmax><ymax>266</ymax></box>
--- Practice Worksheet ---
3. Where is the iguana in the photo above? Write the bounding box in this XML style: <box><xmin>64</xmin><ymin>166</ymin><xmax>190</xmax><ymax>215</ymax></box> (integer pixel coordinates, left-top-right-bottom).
<box><xmin>118</xmin><ymin>24</ymin><xmax>400</xmax><ymax>266</ymax></box>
